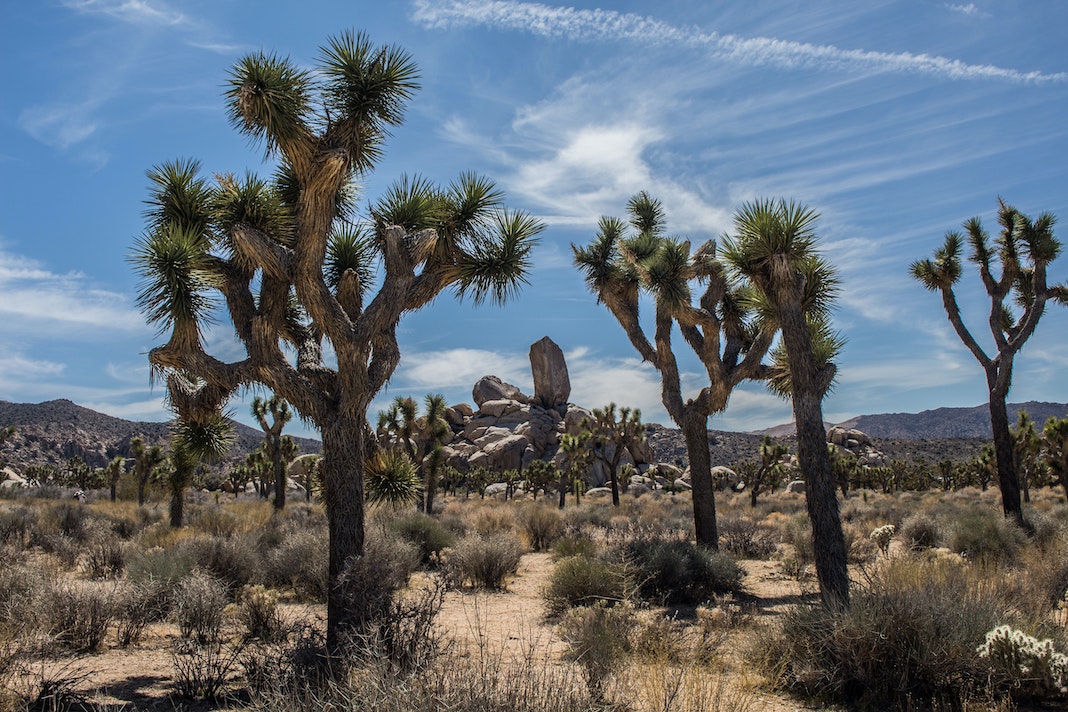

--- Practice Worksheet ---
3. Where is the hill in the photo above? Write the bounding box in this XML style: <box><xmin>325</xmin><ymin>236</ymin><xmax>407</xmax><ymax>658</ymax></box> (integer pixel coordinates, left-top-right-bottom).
<box><xmin>834</xmin><ymin>401</ymin><xmax>1067</xmax><ymax>439</ymax></box>
<box><xmin>0</xmin><ymin>399</ymin><xmax>321</xmax><ymax>473</ymax></box>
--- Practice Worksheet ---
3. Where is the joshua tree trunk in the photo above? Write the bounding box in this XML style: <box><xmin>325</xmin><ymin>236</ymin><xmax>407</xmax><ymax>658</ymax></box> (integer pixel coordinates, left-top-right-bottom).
<box><xmin>321</xmin><ymin>414</ymin><xmax>367</xmax><ymax>652</ymax></box>
<box><xmin>273</xmin><ymin>458</ymin><xmax>287</xmax><ymax>511</ymax></box>
<box><xmin>777</xmin><ymin>293</ymin><xmax>849</xmax><ymax>607</ymax></box>
<box><xmin>682</xmin><ymin>411</ymin><xmax>718</xmax><ymax>548</ymax></box>
<box><xmin>988</xmin><ymin>379</ymin><xmax>1024</xmax><ymax>525</ymax></box>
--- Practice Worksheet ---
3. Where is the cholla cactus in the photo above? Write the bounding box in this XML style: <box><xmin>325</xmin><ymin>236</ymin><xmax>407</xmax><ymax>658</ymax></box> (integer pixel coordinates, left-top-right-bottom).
<box><xmin>978</xmin><ymin>625</ymin><xmax>1068</xmax><ymax>695</ymax></box>
<box><xmin>869</xmin><ymin>524</ymin><xmax>895</xmax><ymax>556</ymax></box>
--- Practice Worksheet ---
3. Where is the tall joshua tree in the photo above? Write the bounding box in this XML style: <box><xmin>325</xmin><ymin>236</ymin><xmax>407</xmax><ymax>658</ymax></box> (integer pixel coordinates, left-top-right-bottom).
<box><xmin>377</xmin><ymin>394</ymin><xmax>450</xmax><ymax>513</ymax></box>
<box><xmin>583</xmin><ymin>403</ymin><xmax>644</xmax><ymax>507</ymax></box>
<box><xmin>252</xmin><ymin>395</ymin><xmax>297</xmax><ymax>511</ymax></box>
<box><xmin>130</xmin><ymin>436</ymin><xmax>165</xmax><ymax>506</ymax></box>
<box><xmin>911</xmin><ymin>200</ymin><xmax>1066</xmax><ymax>525</ymax></box>
<box><xmin>167</xmin><ymin>414</ymin><xmax>234</xmax><ymax>528</ymax></box>
<box><xmin>574</xmin><ymin>193</ymin><xmax>775</xmax><ymax>547</ymax></box>
<box><xmin>723</xmin><ymin>198</ymin><xmax>849</xmax><ymax>607</ymax></box>
<box><xmin>130</xmin><ymin>31</ymin><xmax>541</xmax><ymax>649</ymax></box>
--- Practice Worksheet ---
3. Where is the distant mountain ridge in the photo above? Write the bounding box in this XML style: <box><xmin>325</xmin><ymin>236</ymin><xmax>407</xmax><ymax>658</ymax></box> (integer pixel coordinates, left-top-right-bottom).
<box><xmin>751</xmin><ymin>401</ymin><xmax>1068</xmax><ymax>440</ymax></box>
<box><xmin>0</xmin><ymin>399</ymin><xmax>321</xmax><ymax>472</ymax></box>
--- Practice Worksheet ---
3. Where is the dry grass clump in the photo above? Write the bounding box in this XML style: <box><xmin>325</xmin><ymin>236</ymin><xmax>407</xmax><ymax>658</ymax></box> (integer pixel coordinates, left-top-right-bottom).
<box><xmin>518</xmin><ymin>503</ymin><xmax>564</xmax><ymax>551</ymax></box>
<box><xmin>444</xmin><ymin>533</ymin><xmax>523</xmax><ymax>590</ymax></box>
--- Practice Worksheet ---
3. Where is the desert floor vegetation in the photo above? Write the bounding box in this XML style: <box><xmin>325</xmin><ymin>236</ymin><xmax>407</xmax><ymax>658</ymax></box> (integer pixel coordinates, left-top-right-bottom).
<box><xmin>2</xmin><ymin>485</ymin><xmax>1068</xmax><ymax>710</ymax></box>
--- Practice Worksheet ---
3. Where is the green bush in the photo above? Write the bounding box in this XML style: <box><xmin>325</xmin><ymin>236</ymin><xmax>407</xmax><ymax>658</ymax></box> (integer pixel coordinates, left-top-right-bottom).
<box><xmin>900</xmin><ymin>513</ymin><xmax>942</xmax><ymax>551</ymax></box>
<box><xmin>948</xmin><ymin>509</ymin><xmax>1026</xmax><ymax>566</ymax></box>
<box><xmin>519</xmin><ymin>504</ymin><xmax>564</xmax><ymax>552</ymax></box>
<box><xmin>544</xmin><ymin>554</ymin><xmax>632</xmax><ymax>617</ymax></box>
<box><xmin>185</xmin><ymin>534</ymin><xmax>259</xmax><ymax>591</ymax></box>
<box><xmin>754</xmin><ymin>557</ymin><xmax>1021</xmax><ymax>708</ymax></box>
<box><xmin>0</xmin><ymin>506</ymin><xmax>38</xmax><ymax>546</ymax></box>
<box><xmin>558</xmin><ymin>601</ymin><xmax>636</xmax><ymax>698</ymax></box>
<box><xmin>238</xmin><ymin>585</ymin><xmax>286</xmax><ymax>643</ymax></box>
<box><xmin>625</xmin><ymin>538</ymin><xmax>743</xmax><ymax>605</ymax></box>
<box><xmin>387</xmin><ymin>512</ymin><xmax>456</xmax><ymax>565</ymax></box>
<box><xmin>551</xmin><ymin>536</ymin><xmax>598</xmax><ymax>560</ymax></box>
<box><xmin>445</xmin><ymin>534</ymin><xmax>522</xmax><ymax>590</ymax></box>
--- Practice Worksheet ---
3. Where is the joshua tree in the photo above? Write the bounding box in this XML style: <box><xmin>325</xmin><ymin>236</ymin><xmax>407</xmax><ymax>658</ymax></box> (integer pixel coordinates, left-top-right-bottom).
<box><xmin>723</xmin><ymin>198</ymin><xmax>849</xmax><ymax>607</ymax></box>
<box><xmin>130</xmin><ymin>437</ymin><xmax>166</xmax><ymax>506</ymax></box>
<box><xmin>252</xmin><ymin>395</ymin><xmax>297</xmax><ymax>511</ymax></box>
<box><xmin>1010</xmin><ymin>411</ymin><xmax>1042</xmax><ymax>503</ymax></box>
<box><xmin>750</xmin><ymin>435</ymin><xmax>788</xmax><ymax>507</ymax></box>
<box><xmin>911</xmin><ymin>200</ymin><xmax>1066</xmax><ymax>525</ymax></box>
<box><xmin>105</xmin><ymin>455</ymin><xmax>126</xmax><ymax>502</ymax></box>
<box><xmin>364</xmin><ymin>448</ymin><xmax>421</xmax><ymax>508</ymax></box>
<box><xmin>573</xmin><ymin>193</ymin><xmax>775</xmax><ymax>547</ymax></box>
<box><xmin>167</xmin><ymin>415</ymin><xmax>234</xmax><ymax>528</ymax></box>
<box><xmin>524</xmin><ymin>459</ymin><xmax>557</xmax><ymax>500</ymax></box>
<box><xmin>1042</xmin><ymin>415</ymin><xmax>1068</xmax><ymax>499</ymax></box>
<box><xmin>378</xmin><ymin>394</ymin><xmax>450</xmax><ymax>513</ymax></box>
<box><xmin>129</xmin><ymin>32</ymin><xmax>541</xmax><ymax>649</ymax></box>
<box><xmin>558</xmin><ymin>432</ymin><xmax>591</xmax><ymax>509</ymax></box>
<box><xmin>583</xmin><ymin>403</ymin><xmax>644</xmax><ymax>507</ymax></box>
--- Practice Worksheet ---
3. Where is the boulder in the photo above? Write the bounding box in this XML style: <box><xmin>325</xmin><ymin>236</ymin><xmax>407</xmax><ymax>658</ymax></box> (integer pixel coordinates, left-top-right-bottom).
<box><xmin>529</xmin><ymin>336</ymin><xmax>571</xmax><ymax>408</ymax></box>
<box><xmin>785</xmin><ymin>479</ymin><xmax>806</xmax><ymax>494</ymax></box>
<box><xmin>479</xmin><ymin>399</ymin><xmax>523</xmax><ymax>419</ymax></box>
<box><xmin>585</xmin><ymin>487</ymin><xmax>613</xmax><ymax>498</ymax></box>
<box><xmin>472</xmin><ymin>376</ymin><xmax>527</xmax><ymax>408</ymax></box>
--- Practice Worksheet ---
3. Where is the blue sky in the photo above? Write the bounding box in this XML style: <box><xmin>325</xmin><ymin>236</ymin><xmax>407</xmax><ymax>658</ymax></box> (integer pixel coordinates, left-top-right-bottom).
<box><xmin>2</xmin><ymin>0</ymin><xmax>1066</xmax><ymax>439</ymax></box>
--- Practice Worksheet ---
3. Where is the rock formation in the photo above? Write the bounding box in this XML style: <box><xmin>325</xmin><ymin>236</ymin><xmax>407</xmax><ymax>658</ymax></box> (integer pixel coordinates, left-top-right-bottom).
<box><xmin>528</xmin><ymin>336</ymin><xmax>570</xmax><ymax>410</ymax></box>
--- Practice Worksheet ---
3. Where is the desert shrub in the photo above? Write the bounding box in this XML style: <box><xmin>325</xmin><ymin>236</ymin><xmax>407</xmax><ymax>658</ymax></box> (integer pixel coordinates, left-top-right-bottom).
<box><xmin>114</xmin><ymin>580</ymin><xmax>164</xmax><ymax>647</ymax></box>
<box><xmin>544</xmin><ymin>554</ymin><xmax>632</xmax><ymax>617</ymax></box>
<box><xmin>471</xmin><ymin>507</ymin><xmax>517</xmax><ymax>536</ymax></box>
<box><xmin>444</xmin><ymin>534</ymin><xmax>522</xmax><ymax>590</ymax></box>
<box><xmin>237</xmin><ymin>585</ymin><xmax>286</xmax><ymax>643</ymax></box>
<box><xmin>754</xmin><ymin>556</ymin><xmax>1019</xmax><ymax>708</ymax></box>
<box><xmin>779</xmin><ymin>513</ymin><xmax>814</xmax><ymax>576</ymax></box>
<box><xmin>625</xmin><ymin>538</ymin><xmax>743</xmax><ymax>605</ymax></box>
<box><xmin>348</xmin><ymin>578</ymin><xmax>446</xmax><ymax>675</ymax></box>
<box><xmin>333</xmin><ymin>533</ymin><xmax>420</xmax><ymax>640</ymax></box>
<box><xmin>46</xmin><ymin>502</ymin><xmax>89</xmax><ymax>541</ymax></box>
<box><xmin>551</xmin><ymin>535</ymin><xmax>598</xmax><ymax>560</ymax></box>
<box><xmin>558</xmin><ymin>600</ymin><xmax>636</xmax><ymax>699</ymax></box>
<box><xmin>84</xmin><ymin>534</ymin><xmax>130</xmax><ymax>579</ymax></box>
<box><xmin>263</xmin><ymin>529</ymin><xmax>329</xmax><ymax>601</ymax></box>
<box><xmin>188</xmin><ymin>506</ymin><xmax>239</xmax><ymax>538</ymax></box>
<box><xmin>519</xmin><ymin>504</ymin><xmax>563</xmax><ymax>552</ymax></box>
<box><xmin>844</xmin><ymin>523</ymin><xmax>879</xmax><ymax>564</ymax></box>
<box><xmin>387</xmin><ymin>512</ymin><xmax>456</xmax><ymax>565</ymax></box>
<box><xmin>36</xmin><ymin>533</ymin><xmax>81</xmax><ymax>568</ymax></box>
<box><xmin>127</xmin><ymin>545</ymin><xmax>197</xmax><ymax>591</ymax></box>
<box><xmin>1025</xmin><ymin>510</ymin><xmax>1064</xmax><ymax>553</ymax></box>
<box><xmin>900</xmin><ymin>513</ymin><xmax>942</xmax><ymax>551</ymax></box>
<box><xmin>0</xmin><ymin>562</ymin><xmax>51</xmax><ymax>634</ymax></box>
<box><xmin>949</xmin><ymin>509</ymin><xmax>1026</xmax><ymax>566</ymax></box>
<box><xmin>185</xmin><ymin>534</ymin><xmax>258</xmax><ymax>591</ymax></box>
<box><xmin>718</xmin><ymin>516</ymin><xmax>778</xmax><ymax>559</ymax></box>
<box><xmin>173</xmin><ymin>570</ymin><xmax>230</xmax><ymax>643</ymax></box>
<box><xmin>172</xmin><ymin>639</ymin><xmax>243</xmax><ymax>700</ymax></box>
<box><xmin>0</xmin><ymin>506</ymin><xmax>38</xmax><ymax>547</ymax></box>
<box><xmin>48</xmin><ymin>582</ymin><xmax>114</xmax><ymax>652</ymax></box>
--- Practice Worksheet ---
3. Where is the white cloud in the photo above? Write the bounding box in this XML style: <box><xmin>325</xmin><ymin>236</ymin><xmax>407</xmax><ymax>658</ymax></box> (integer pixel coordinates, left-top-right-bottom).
<box><xmin>411</xmin><ymin>1</ymin><xmax>1064</xmax><ymax>84</ymax></box>
<box><xmin>947</xmin><ymin>3</ymin><xmax>982</xmax><ymax>17</ymax></box>
<box><xmin>61</xmin><ymin>0</ymin><xmax>186</xmax><ymax>26</ymax></box>
<box><xmin>18</xmin><ymin>103</ymin><xmax>100</xmax><ymax>151</ymax></box>
<box><xmin>0</xmin><ymin>245</ymin><xmax>145</xmax><ymax>334</ymax></box>
<box><xmin>398</xmin><ymin>348</ymin><xmax>532</xmax><ymax>391</ymax></box>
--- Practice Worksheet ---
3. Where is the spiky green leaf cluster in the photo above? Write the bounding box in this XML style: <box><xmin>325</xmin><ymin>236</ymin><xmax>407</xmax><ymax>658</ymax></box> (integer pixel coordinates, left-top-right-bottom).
<box><xmin>365</xmin><ymin>448</ymin><xmax>422</xmax><ymax>507</ymax></box>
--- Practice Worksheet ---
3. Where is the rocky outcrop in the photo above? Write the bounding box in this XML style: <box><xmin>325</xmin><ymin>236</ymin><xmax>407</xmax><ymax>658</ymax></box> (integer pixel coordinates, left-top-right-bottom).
<box><xmin>827</xmin><ymin>425</ymin><xmax>888</xmax><ymax>467</ymax></box>
<box><xmin>529</xmin><ymin>336</ymin><xmax>570</xmax><ymax>409</ymax></box>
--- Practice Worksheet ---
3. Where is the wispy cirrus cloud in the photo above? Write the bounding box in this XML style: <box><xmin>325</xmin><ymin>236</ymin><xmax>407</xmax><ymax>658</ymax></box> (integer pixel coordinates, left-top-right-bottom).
<box><xmin>411</xmin><ymin>0</ymin><xmax>1064</xmax><ymax>84</ymax></box>
<box><xmin>61</xmin><ymin>0</ymin><xmax>187</xmax><ymax>27</ymax></box>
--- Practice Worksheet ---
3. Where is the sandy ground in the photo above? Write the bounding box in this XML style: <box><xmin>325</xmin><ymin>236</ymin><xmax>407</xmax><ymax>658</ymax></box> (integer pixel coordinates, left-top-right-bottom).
<box><xmin>18</xmin><ymin>552</ymin><xmax>833</xmax><ymax>711</ymax></box>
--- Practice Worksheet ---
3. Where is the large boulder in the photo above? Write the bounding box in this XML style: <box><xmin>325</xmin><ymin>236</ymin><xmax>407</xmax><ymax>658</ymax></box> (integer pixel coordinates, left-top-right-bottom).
<box><xmin>472</xmin><ymin>376</ymin><xmax>527</xmax><ymax>408</ymax></box>
<box><xmin>529</xmin><ymin>336</ymin><xmax>571</xmax><ymax>408</ymax></box>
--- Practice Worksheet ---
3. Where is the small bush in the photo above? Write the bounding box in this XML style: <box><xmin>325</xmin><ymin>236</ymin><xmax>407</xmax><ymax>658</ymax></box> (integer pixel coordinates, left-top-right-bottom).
<box><xmin>900</xmin><ymin>513</ymin><xmax>942</xmax><ymax>551</ymax></box>
<box><xmin>172</xmin><ymin>639</ymin><xmax>243</xmax><ymax>700</ymax></box>
<box><xmin>264</xmin><ymin>529</ymin><xmax>328</xmax><ymax>601</ymax></box>
<box><xmin>115</xmin><ymin>580</ymin><xmax>163</xmax><ymax>647</ymax></box>
<box><xmin>519</xmin><ymin>505</ymin><xmax>564</xmax><ymax>552</ymax></box>
<box><xmin>387</xmin><ymin>512</ymin><xmax>456</xmax><ymax>565</ymax></box>
<box><xmin>625</xmin><ymin>538</ymin><xmax>743</xmax><ymax>605</ymax></box>
<box><xmin>472</xmin><ymin>507</ymin><xmax>516</xmax><ymax>536</ymax></box>
<box><xmin>237</xmin><ymin>585</ymin><xmax>286</xmax><ymax>643</ymax></box>
<box><xmin>978</xmin><ymin>625</ymin><xmax>1068</xmax><ymax>700</ymax></box>
<box><xmin>185</xmin><ymin>534</ymin><xmax>258</xmax><ymax>591</ymax></box>
<box><xmin>445</xmin><ymin>534</ymin><xmax>522</xmax><ymax>590</ymax></box>
<box><xmin>718</xmin><ymin>516</ymin><xmax>778</xmax><ymax>559</ymax></box>
<box><xmin>48</xmin><ymin>502</ymin><xmax>88</xmax><ymax>541</ymax></box>
<box><xmin>188</xmin><ymin>506</ymin><xmax>239</xmax><ymax>538</ymax></box>
<box><xmin>173</xmin><ymin>570</ymin><xmax>230</xmax><ymax>644</ymax></box>
<box><xmin>551</xmin><ymin>535</ymin><xmax>598</xmax><ymax>560</ymax></box>
<box><xmin>84</xmin><ymin>535</ymin><xmax>129</xmax><ymax>579</ymax></box>
<box><xmin>0</xmin><ymin>506</ymin><xmax>38</xmax><ymax>546</ymax></box>
<box><xmin>48</xmin><ymin>582</ymin><xmax>114</xmax><ymax>652</ymax></box>
<box><xmin>949</xmin><ymin>510</ymin><xmax>1026</xmax><ymax>566</ymax></box>
<box><xmin>544</xmin><ymin>554</ymin><xmax>632</xmax><ymax>617</ymax></box>
<box><xmin>558</xmin><ymin>601</ymin><xmax>636</xmax><ymax>698</ymax></box>
<box><xmin>334</xmin><ymin>534</ymin><xmax>420</xmax><ymax>640</ymax></box>
<box><xmin>754</xmin><ymin>556</ymin><xmax>1018</xmax><ymax>708</ymax></box>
